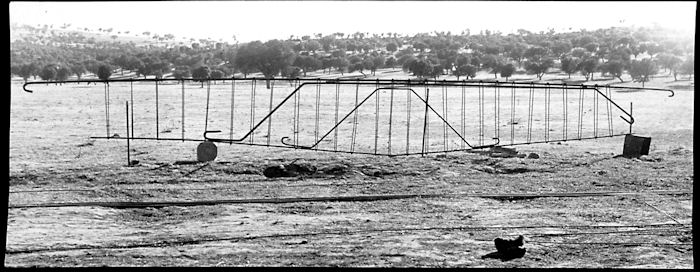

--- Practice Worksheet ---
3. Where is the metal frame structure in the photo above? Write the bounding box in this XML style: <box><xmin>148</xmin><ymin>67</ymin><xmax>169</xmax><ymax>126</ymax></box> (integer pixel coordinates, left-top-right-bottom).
<box><xmin>22</xmin><ymin>78</ymin><xmax>674</xmax><ymax>157</ymax></box>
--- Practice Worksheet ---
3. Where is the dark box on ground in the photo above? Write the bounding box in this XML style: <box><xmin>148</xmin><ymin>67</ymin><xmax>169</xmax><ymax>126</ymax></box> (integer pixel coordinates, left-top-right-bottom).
<box><xmin>623</xmin><ymin>134</ymin><xmax>651</xmax><ymax>158</ymax></box>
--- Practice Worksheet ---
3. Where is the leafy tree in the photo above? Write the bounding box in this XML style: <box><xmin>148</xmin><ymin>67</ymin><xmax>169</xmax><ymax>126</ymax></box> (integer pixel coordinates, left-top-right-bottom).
<box><xmin>397</xmin><ymin>54</ymin><xmax>416</xmax><ymax>68</ymax></box>
<box><xmin>428</xmin><ymin>63</ymin><xmax>443</xmax><ymax>79</ymax></box>
<box><xmin>570</xmin><ymin>47</ymin><xmax>589</xmax><ymax>59</ymax></box>
<box><xmin>404</xmin><ymin>58</ymin><xmax>434</xmax><ymax>79</ymax></box>
<box><xmin>452</xmin><ymin>64</ymin><xmax>477</xmax><ymax>80</ymax></box>
<box><xmin>560</xmin><ymin>56</ymin><xmax>580</xmax><ymax>79</ymax></box>
<box><xmin>192</xmin><ymin>66</ymin><xmax>211</xmax><ymax>87</ymax></box>
<box><xmin>628</xmin><ymin>59</ymin><xmax>658</xmax><ymax>87</ymax></box>
<box><xmin>97</xmin><ymin>64</ymin><xmax>112</xmax><ymax>81</ymax></box>
<box><xmin>293</xmin><ymin>55</ymin><xmax>322</xmax><ymax>77</ymax></box>
<box><xmin>347</xmin><ymin>55</ymin><xmax>367</xmax><ymax>76</ymax></box>
<box><xmin>656</xmin><ymin>53</ymin><xmax>682</xmax><ymax>78</ymax></box>
<box><xmin>506</xmin><ymin>43</ymin><xmax>526</xmax><ymax>67</ymax></box>
<box><xmin>481</xmin><ymin>54</ymin><xmax>503</xmax><ymax>79</ymax></box>
<box><xmin>523</xmin><ymin>46</ymin><xmax>549</xmax><ymax>61</ymax></box>
<box><xmin>385</xmin><ymin>56</ymin><xmax>397</xmax><ymax>70</ymax></box>
<box><xmin>386</xmin><ymin>42</ymin><xmax>398</xmax><ymax>52</ymax></box>
<box><xmin>210</xmin><ymin>69</ymin><xmax>225</xmax><ymax>82</ymax></box>
<box><xmin>368</xmin><ymin>55</ymin><xmax>385</xmax><ymax>75</ymax></box>
<box><xmin>171</xmin><ymin>66</ymin><xmax>192</xmax><ymax>79</ymax></box>
<box><xmin>55</xmin><ymin>66</ymin><xmax>72</xmax><ymax>81</ymax></box>
<box><xmin>599</xmin><ymin>60</ymin><xmax>625</xmax><ymax>82</ymax></box>
<box><xmin>70</xmin><ymin>64</ymin><xmax>86</xmax><ymax>80</ymax></box>
<box><xmin>17</xmin><ymin>63</ymin><xmax>37</xmax><ymax>83</ymax></box>
<box><xmin>281</xmin><ymin>66</ymin><xmax>302</xmax><ymax>78</ymax></box>
<box><xmin>332</xmin><ymin>57</ymin><xmax>349</xmax><ymax>75</ymax></box>
<box><xmin>113</xmin><ymin>54</ymin><xmax>131</xmax><ymax>75</ymax></box>
<box><xmin>319</xmin><ymin>35</ymin><xmax>334</xmax><ymax>51</ymax></box>
<box><xmin>304</xmin><ymin>40</ymin><xmax>321</xmax><ymax>53</ymax></box>
<box><xmin>39</xmin><ymin>65</ymin><xmax>57</xmax><ymax>81</ymax></box>
<box><xmin>524</xmin><ymin>58</ymin><xmax>554</xmax><ymax>81</ymax></box>
<box><xmin>577</xmin><ymin>57</ymin><xmax>599</xmax><ymax>81</ymax></box>
<box><xmin>234</xmin><ymin>41</ymin><xmax>264</xmax><ymax>78</ymax></box>
<box><xmin>550</xmin><ymin>40</ymin><xmax>572</xmax><ymax>59</ymax></box>
<box><xmin>499</xmin><ymin>63</ymin><xmax>516</xmax><ymax>81</ymax></box>
<box><xmin>607</xmin><ymin>47</ymin><xmax>632</xmax><ymax>64</ymax></box>
<box><xmin>679</xmin><ymin>57</ymin><xmax>694</xmax><ymax>80</ymax></box>
<box><xmin>583</xmin><ymin>42</ymin><xmax>599</xmax><ymax>54</ymax></box>
<box><xmin>319</xmin><ymin>57</ymin><xmax>333</xmax><ymax>74</ymax></box>
<box><xmin>412</xmin><ymin>42</ymin><xmax>427</xmax><ymax>52</ymax></box>
<box><xmin>258</xmin><ymin>40</ymin><xmax>295</xmax><ymax>88</ymax></box>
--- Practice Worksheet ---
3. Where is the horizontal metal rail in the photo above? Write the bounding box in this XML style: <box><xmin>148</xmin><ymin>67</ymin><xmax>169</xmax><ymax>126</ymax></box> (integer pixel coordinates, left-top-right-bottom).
<box><xmin>21</xmin><ymin>77</ymin><xmax>675</xmax><ymax>97</ymax></box>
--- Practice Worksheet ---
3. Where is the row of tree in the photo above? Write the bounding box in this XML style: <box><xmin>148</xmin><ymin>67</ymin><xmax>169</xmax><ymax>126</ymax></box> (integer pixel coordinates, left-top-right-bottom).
<box><xmin>11</xmin><ymin>24</ymin><xmax>695</xmax><ymax>89</ymax></box>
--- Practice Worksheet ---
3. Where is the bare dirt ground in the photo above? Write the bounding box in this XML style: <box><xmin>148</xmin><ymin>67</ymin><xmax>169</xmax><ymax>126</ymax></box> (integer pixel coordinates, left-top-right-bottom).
<box><xmin>6</xmin><ymin>70</ymin><xmax>694</xmax><ymax>267</ymax></box>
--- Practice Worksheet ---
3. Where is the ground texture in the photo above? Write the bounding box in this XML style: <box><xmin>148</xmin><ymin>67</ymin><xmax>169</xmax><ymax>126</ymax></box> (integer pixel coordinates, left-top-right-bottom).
<box><xmin>7</xmin><ymin>70</ymin><xmax>694</xmax><ymax>267</ymax></box>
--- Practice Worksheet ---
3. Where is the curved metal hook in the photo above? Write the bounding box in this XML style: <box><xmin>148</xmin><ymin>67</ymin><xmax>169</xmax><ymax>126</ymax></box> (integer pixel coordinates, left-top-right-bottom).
<box><xmin>664</xmin><ymin>89</ymin><xmax>675</xmax><ymax>97</ymax></box>
<box><xmin>280</xmin><ymin>137</ymin><xmax>312</xmax><ymax>149</ymax></box>
<box><xmin>620</xmin><ymin>115</ymin><xmax>635</xmax><ymax>125</ymax></box>
<box><xmin>22</xmin><ymin>83</ymin><xmax>34</xmax><ymax>93</ymax></box>
<box><xmin>203</xmin><ymin>130</ymin><xmax>223</xmax><ymax>141</ymax></box>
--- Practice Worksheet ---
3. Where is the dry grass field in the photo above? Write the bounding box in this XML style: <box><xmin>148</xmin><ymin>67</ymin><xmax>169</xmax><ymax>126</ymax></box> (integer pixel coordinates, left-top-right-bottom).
<box><xmin>6</xmin><ymin>69</ymin><xmax>694</xmax><ymax>267</ymax></box>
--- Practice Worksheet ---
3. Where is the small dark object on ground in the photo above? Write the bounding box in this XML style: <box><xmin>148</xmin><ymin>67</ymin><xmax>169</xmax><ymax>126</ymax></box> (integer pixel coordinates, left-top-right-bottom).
<box><xmin>527</xmin><ymin>153</ymin><xmax>540</xmax><ymax>159</ymax></box>
<box><xmin>263</xmin><ymin>162</ymin><xmax>317</xmax><ymax>178</ymax></box>
<box><xmin>130</xmin><ymin>160</ymin><xmax>140</xmax><ymax>166</ymax></box>
<box><xmin>482</xmin><ymin>235</ymin><xmax>526</xmax><ymax>261</ymax></box>
<box><xmin>285</xmin><ymin>162</ymin><xmax>317</xmax><ymax>176</ymax></box>
<box><xmin>263</xmin><ymin>165</ymin><xmax>289</xmax><ymax>178</ymax></box>
<box><xmin>623</xmin><ymin>134</ymin><xmax>651</xmax><ymax>158</ymax></box>
<box><xmin>174</xmin><ymin>160</ymin><xmax>201</xmax><ymax>165</ymax></box>
<box><xmin>320</xmin><ymin>164</ymin><xmax>350</xmax><ymax>176</ymax></box>
<box><xmin>197</xmin><ymin>141</ymin><xmax>218</xmax><ymax>162</ymax></box>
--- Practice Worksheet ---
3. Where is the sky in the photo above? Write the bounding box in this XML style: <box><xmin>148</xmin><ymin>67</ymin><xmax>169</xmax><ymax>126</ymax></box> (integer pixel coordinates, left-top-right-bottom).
<box><xmin>9</xmin><ymin>1</ymin><xmax>697</xmax><ymax>43</ymax></box>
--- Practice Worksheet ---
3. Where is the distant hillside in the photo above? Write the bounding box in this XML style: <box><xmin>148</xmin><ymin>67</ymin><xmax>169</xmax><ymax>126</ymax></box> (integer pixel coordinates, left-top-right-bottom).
<box><xmin>10</xmin><ymin>23</ymin><xmax>187</xmax><ymax>47</ymax></box>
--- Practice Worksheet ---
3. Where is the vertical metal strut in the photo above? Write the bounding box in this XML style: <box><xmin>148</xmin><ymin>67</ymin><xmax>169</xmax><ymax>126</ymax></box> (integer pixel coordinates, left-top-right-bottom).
<box><xmin>350</xmin><ymin>84</ymin><xmax>359</xmax><ymax>153</ymax></box>
<box><xmin>204</xmin><ymin>80</ymin><xmax>211</xmax><ymax>133</ymax></box>
<box><xmin>374</xmin><ymin>79</ymin><xmax>379</xmax><ymax>155</ymax></box>
<box><xmin>594</xmin><ymin>84</ymin><xmax>598</xmax><ymax>138</ymax></box>
<box><xmin>125</xmin><ymin>101</ymin><xmax>130</xmax><ymax>166</ymax></box>
<box><xmin>294</xmin><ymin>79</ymin><xmax>300</xmax><ymax>147</ymax></box>
<box><xmin>229</xmin><ymin>79</ymin><xmax>235</xmax><ymax>144</ymax></box>
<box><xmin>442</xmin><ymin>81</ymin><xmax>448</xmax><ymax>152</ymax></box>
<box><xmin>181</xmin><ymin>80</ymin><xmax>185</xmax><ymax>141</ymax></box>
<box><xmin>578</xmin><ymin>87</ymin><xmax>584</xmax><ymax>139</ymax></box>
<box><xmin>606</xmin><ymin>85</ymin><xmax>613</xmax><ymax>136</ymax></box>
<box><xmin>563</xmin><ymin>83</ymin><xmax>568</xmax><ymax>141</ymax></box>
<box><xmin>495</xmin><ymin>82</ymin><xmax>499</xmax><ymax>141</ymax></box>
<box><xmin>155</xmin><ymin>81</ymin><xmax>159</xmax><ymax>139</ymax></box>
<box><xmin>267</xmin><ymin>80</ymin><xmax>274</xmax><ymax>146</ymax></box>
<box><xmin>334</xmin><ymin>82</ymin><xmax>340</xmax><ymax>151</ymax></box>
<box><xmin>461</xmin><ymin>81</ymin><xmax>466</xmax><ymax>149</ymax></box>
<box><xmin>314</xmin><ymin>79</ymin><xmax>321</xmax><ymax>150</ymax></box>
<box><xmin>510</xmin><ymin>82</ymin><xmax>515</xmax><ymax>145</ymax></box>
<box><xmin>527</xmin><ymin>82</ymin><xmax>534</xmax><ymax>143</ymax></box>
<box><xmin>387</xmin><ymin>80</ymin><xmax>394</xmax><ymax>155</ymax></box>
<box><xmin>104</xmin><ymin>83</ymin><xmax>110</xmax><ymax>137</ymax></box>
<box><xmin>545</xmin><ymin>83</ymin><xmax>550</xmax><ymax>142</ymax></box>
<box><xmin>477</xmin><ymin>82</ymin><xmax>482</xmax><ymax>146</ymax></box>
<box><xmin>406</xmin><ymin>80</ymin><xmax>411</xmax><ymax>154</ymax></box>
<box><xmin>250</xmin><ymin>80</ymin><xmax>256</xmax><ymax>144</ymax></box>
<box><xmin>130</xmin><ymin>81</ymin><xmax>134</xmax><ymax>139</ymax></box>
<box><xmin>422</xmin><ymin>86</ymin><xmax>430</xmax><ymax>155</ymax></box>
